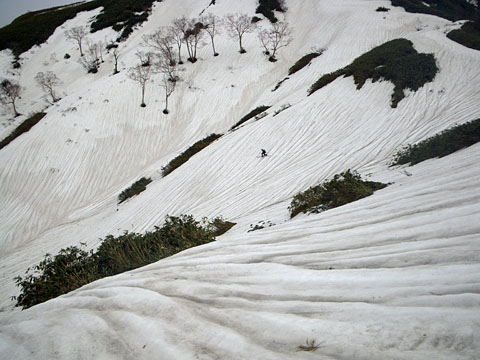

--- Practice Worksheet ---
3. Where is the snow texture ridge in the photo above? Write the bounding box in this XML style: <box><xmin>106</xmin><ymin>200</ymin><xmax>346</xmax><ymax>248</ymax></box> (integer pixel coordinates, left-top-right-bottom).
<box><xmin>0</xmin><ymin>0</ymin><xmax>479</xmax><ymax>358</ymax></box>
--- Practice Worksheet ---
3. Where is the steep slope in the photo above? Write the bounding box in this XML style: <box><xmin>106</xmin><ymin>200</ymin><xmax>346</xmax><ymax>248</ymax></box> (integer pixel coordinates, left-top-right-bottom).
<box><xmin>0</xmin><ymin>0</ymin><xmax>479</xmax><ymax>358</ymax></box>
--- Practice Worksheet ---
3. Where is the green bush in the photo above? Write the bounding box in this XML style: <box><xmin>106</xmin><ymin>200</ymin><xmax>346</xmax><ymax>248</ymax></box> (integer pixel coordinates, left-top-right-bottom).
<box><xmin>288</xmin><ymin>51</ymin><xmax>322</xmax><ymax>75</ymax></box>
<box><xmin>162</xmin><ymin>134</ymin><xmax>222</xmax><ymax>177</ymax></box>
<box><xmin>230</xmin><ymin>106</ymin><xmax>271</xmax><ymax>130</ymax></box>
<box><xmin>447</xmin><ymin>21</ymin><xmax>480</xmax><ymax>51</ymax></box>
<box><xmin>391</xmin><ymin>0</ymin><xmax>477</xmax><ymax>22</ymax></box>
<box><xmin>256</xmin><ymin>0</ymin><xmax>286</xmax><ymax>23</ymax></box>
<box><xmin>289</xmin><ymin>170</ymin><xmax>387</xmax><ymax>218</ymax></box>
<box><xmin>118</xmin><ymin>177</ymin><xmax>152</xmax><ymax>204</ymax></box>
<box><xmin>207</xmin><ymin>217</ymin><xmax>236</xmax><ymax>237</ymax></box>
<box><xmin>14</xmin><ymin>215</ymin><xmax>217</xmax><ymax>309</ymax></box>
<box><xmin>0</xmin><ymin>112</ymin><xmax>46</xmax><ymax>150</ymax></box>
<box><xmin>392</xmin><ymin>118</ymin><xmax>480</xmax><ymax>166</ymax></box>
<box><xmin>309</xmin><ymin>39</ymin><xmax>438</xmax><ymax>108</ymax></box>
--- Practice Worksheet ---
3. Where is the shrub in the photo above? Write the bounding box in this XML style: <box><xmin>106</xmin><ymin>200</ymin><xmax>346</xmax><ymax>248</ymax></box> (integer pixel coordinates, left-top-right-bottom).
<box><xmin>230</xmin><ymin>105</ymin><xmax>271</xmax><ymax>130</ymax></box>
<box><xmin>118</xmin><ymin>177</ymin><xmax>152</xmax><ymax>204</ymax></box>
<box><xmin>207</xmin><ymin>217</ymin><xmax>236</xmax><ymax>236</ymax></box>
<box><xmin>256</xmin><ymin>0</ymin><xmax>286</xmax><ymax>23</ymax></box>
<box><xmin>391</xmin><ymin>0</ymin><xmax>477</xmax><ymax>22</ymax></box>
<box><xmin>0</xmin><ymin>112</ymin><xmax>46</xmax><ymax>150</ymax></box>
<box><xmin>162</xmin><ymin>134</ymin><xmax>222</xmax><ymax>177</ymax></box>
<box><xmin>288</xmin><ymin>51</ymin><xmax>323</xmax><ymax>75</ymax></box>
<box><xmin>308</xmin><ymin>39</ymin><xmax>438</xmax><ymax>108</ymax></box>
<box><xmin>14</xmin><ymin>215</ymin><xmax>217</xmax><ymax>309</ymax></box>
<box><xmin>288</xmin><ymin>170</ymin><xmax>387</xmax><ymax>218</ymax></box>
<box><xmin>391</xmin><ymin>118</ymin><xmax>480</xmax><ymax>166</ymax></box>
<box><xmin>447</xmin><ymin>21</ymin><xmax>480</xmax><ymax>51</ymax></box>
<box><xmin>376</xmin><ymin>7</ymin><xmax>390</xmax><ymax>12</ymax></box>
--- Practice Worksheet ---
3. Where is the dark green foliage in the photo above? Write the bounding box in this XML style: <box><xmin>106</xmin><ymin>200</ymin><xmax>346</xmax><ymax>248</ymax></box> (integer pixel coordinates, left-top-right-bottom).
<box><xmin>0</xmin><ymin>112</ymin><xmax>46</xmax><ymax>150</ymax></box>
<box><xmin>289</xmin><ymin>170</ymin><xmax>387</xmax><ymax>218</ymax></box>
<box><xmin>309</xmin><ymin>39</ymin><xmax>438</xmax><ymax>108</ymax></box>
<box><xmin>376</xmin><ymin>7</ymin><xmax>390</xmax><ymax>12</ymax></box>
<box><xmin>391</xmin><ymin>0</ymin><xmax>477</xmax><ymax>22</ymax></box>
<box><xmin>288</xmin><ymin>52</ymin><xmax>322</xmax><ymax>75</ymax></box>
<box><xmin>392</xmin><ymin>118</ymin><xmax>480</xmax><ymax>166</ymax></box>
<box><xmin>118</xmin><ymin>177</ymin><xmax>152</xmax><ymax>204</ymax></box>
<box><xmin>91</xmin><ymin>0</ymin><xmax>156</xmax><ymax>42</ymax></box>
<box><xmin>15</xmin><ymin>215</ymin><xmax>217</xmax><ymax>309</ymax></box>
<box><xmin>256</xmin><ymin>0</ymin><xmax>286</xmax><ymax>23</ymax></box>
<box><xmin>0</xmin><ymin>2</ymin><xmax>102</xmax><ymax>57</ymax></box>
<box><xmin>162</xmin><ymin>134</ymin><xmax>222</xmax><ymax>177</ymax></box>
<box><xmin>230</xmin><ymin>106</ymin><xmax>271</xmax><ymax>130</ymax></box>
<box><xmin>447</xmin><ymin>21</ymin><xmax>480</xmax><ymax>51</ymax></box>
<box><xmin>207</xmin><ymin>217</ymin><xmax>236</xmax><ymax>237</ymax></box>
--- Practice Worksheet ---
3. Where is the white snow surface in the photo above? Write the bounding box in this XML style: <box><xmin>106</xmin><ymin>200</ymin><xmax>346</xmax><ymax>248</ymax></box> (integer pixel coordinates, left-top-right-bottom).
<box><xmin>1</xmin><ymin>0</ymin><xmax>480</xmax><ymax>358</ymax></box>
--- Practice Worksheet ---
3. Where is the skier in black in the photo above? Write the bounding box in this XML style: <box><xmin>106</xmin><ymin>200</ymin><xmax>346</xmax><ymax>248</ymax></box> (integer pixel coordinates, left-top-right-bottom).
<box><xmin>261</xmin><ymin>149</ymin><xmax>268</xmax><ymax>157</ymax></box>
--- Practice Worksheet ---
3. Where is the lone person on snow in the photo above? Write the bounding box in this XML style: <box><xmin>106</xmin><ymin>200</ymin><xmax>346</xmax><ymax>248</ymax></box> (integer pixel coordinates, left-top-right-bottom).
<box><xmin>261</xmin><ymin>149</ymin><xmax>268</xmax><ymax>157</ymax></box>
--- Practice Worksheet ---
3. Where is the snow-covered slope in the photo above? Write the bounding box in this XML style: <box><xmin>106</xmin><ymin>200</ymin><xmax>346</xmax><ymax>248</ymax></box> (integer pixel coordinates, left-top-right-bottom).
<box><xmin>1</xmin><ymin>0</ymin><xmax>479</xmax><ymax>358</ymax></box>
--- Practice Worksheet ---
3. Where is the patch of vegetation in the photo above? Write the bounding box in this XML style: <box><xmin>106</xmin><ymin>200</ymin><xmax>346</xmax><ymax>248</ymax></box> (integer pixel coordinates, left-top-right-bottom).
<box><xmin>118</xmin><ymin>177</ymin><xmax>152</xmax><ymax>204</ymax></box>
<box><xmin>230</xmin><ymin>105</ymin><xmax>271</xmax><ymax>130</ymax></box>
<box><xmin>91</xmin><ymin>0</ymin><xmax>158</xmax><ymax>42</ymax></box>
<box><xmin>391</xmin><ymin>0</ymin><xmax>477</xmax><ymax>22</ymax></box>
<box><xmin>308</xmin><ymin>39</ymin><xmax>438</xmax><ymax>108</ymax></box>
<box><xmin>14</xmin><ymin>215</ymin><xmax>217</xmax><ymax>309</ymax></box>
<box><xmin>297</xmin><ymin>339</ymin><xmax>321</xmax><ymax>352</ymax></box>
<box><xmin>391</xmin><ymin>118</ymin><xmax>480</xmax><ymax>166</ymax></box>
<box><xmin>256</xmin><ymin>0</ymin><xmax>286</xmax><ymax>23</ymax></box>
<box><xmin>376</xmin><ymin>6</ymin><xmax>390</xmax><ymax>12</ymax></box>
<box><xmin>207</xmin><ymin>217</ymin><xmax>236</xmax><ymax>236</ymax></box>
<box><xmin>0</xmin><ymin>112</ymin><xmax>46</xmax><ymax>150</ymax></box>
<box><xmin>248</xmin><ymin>220</ymin><xmax>275</xmax><ymax>232</ymax></box>
<box><xmin>0</xmin><ymin>2</ymin><xmax>101</xmax><ymax>57</ymax></box>
<box><xmin>447</xmin><ymin>21</ymin><xmax>480</xmax><ymax>51</ymax></box>
<box><xmin>288</xmin><ymin>51</ymin><xmax>323</xmax><ymax>75</ymax></box>
<box><xmin>289</xmin><ymin>170</ymin><xmax>387</xmax><ymax>218</ymax></box>
<box><xmin>162</xmin><ymin>133</ymin><xmax>222</xmax><ymax>177</ymax></box>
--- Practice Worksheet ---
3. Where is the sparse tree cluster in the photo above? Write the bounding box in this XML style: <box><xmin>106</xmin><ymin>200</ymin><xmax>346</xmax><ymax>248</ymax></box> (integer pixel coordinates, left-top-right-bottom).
<box><xmin>35</xmin><ymin>71</ymin><xmax>62</xmax><ymax>103</ymax></box>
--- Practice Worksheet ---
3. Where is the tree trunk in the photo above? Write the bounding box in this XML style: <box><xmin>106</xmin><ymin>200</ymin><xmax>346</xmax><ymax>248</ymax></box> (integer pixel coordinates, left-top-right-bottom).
<box><xmin>78</xmin><ymin>40</ymin><xmax>83</xmax><ymax>57</ymax></box>
<box><xmin>141</xmin><ymin>86</ymin><xmax>146</xmax><ymax>107</ymax></box>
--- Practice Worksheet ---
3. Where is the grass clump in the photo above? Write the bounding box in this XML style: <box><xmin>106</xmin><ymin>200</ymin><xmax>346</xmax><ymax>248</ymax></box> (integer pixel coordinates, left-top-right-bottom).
<box><xmin>392</xmin><ymin>118</ymin><xmax>480</xmax><ymax>166</ymax></box>
<box><xmin>391</xmin><ymin>0</ymin><xmax>477</xmax><ymax>22</ymax></box>
<box><xmin>14</xmin><ymin>215</ymin><xmax>217</xmax><ymax>309</ymax></box>
<box><xmin>256</xmin><ymin>0</ymin><xmax>286</xmax><ymax>23</ymax></box>
<box><xmin>376</xmin><ymin>7</ymin><xmax>390</xmax><ymax>12</ymax></box>
<box><xmin>447</xmin><ymin>21</ymin><xmax>480</xmax><ymax>51</ymax></box>
<box><xmin>0</xmin><ymin>112</ymin><xmax>46</xmax><ymax>150</ymax></box>
<box><xmin>289</xmin><ymin>170</ymin><xmax>387</xmax><ymax>218</ymax></box>
<box><xmin>162</xmin><ymin>133</ymin><xmax>222</xmax><ymax>177</ymax></box>
<box><xmin>230</xmin><ymin>106</ymin><xmax>271</xmax><ymax>130</ymax></box>
<box><xmin>308</xmin><ymin>39</ymin><xmax>438</xmax><ymax>108</ymax></box>
<box><xmin>288</xmin><ymin>51</ymin><xmax>323</xmax><ymax>75</ymax></box>
<box><xmin>118</xmin><ymin>177</ymin><xmax>152</xmax><ymax>204</ymax></box>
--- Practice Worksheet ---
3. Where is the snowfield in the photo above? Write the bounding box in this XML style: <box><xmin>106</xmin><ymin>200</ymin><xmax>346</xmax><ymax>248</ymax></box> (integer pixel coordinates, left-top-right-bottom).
<box><xmin>0</xmin><ymin>0</ymin><xmax>479</xmax><ymax>358</ymax></box>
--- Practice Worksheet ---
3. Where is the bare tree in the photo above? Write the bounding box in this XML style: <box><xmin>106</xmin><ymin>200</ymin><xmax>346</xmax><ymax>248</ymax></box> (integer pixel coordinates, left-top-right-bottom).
<box><xmin>160</xmin><ymin>73</ymin><xmax>176</xmax><ymax>114</ymax></box>
<box><xmin>156</xmin><ymin>56</ymin><xmax>178</xmax><ymax>82</ymax></box>
<box><xmin>35</xmin><ymin>71</ymin><xmax>62</xmax><ymax>103</ymax></box>
<box><xmin>171</xmin><ymin>17</ymin><xmax>189</xmax><ymax>64</ymax></box>
<box><xmin>224</xmin><ymin>13</ymin><xmax>256</xmax><ymax>53</ymax></box>
<box><xmin>128</xmin><ymin>65</ymin><xmax>152</xmax><ymax>107</ymax></box>
<box><xmin>143</xmin><ymin>28</ymin><xmax>176</xmax><ymax>66</ymax></box>
<box><xmin>201</xmin><ymin>14</ymin><xmax>222</xmax><ymax>56</ymax></box>
<box><xmin>135</xmin><ymin>50</ymin><xmax>154</xmax><ymax>67</ymax></box>
<box><xmin>184</xmin><ymin>19</ymin><xmax>205</xmax><ymax>63</ymax></box>
<box><xmin>112</xmin><ymin>48</ymin><xmax>120</xmax><ymax>74</ymax></box>
<box><xmin>0</xmin><ymin>79</ymin><xmax>22</xmax><ymax>117</ymax></box>
<box><xmin>78</xmin><ymin>39</ymin><xmax>101</xmax><ymax>73</ymax></box>
<box><xmin>257</xmin><ymin>21</ymin><xmax>292</xmax><ymax>61</ymax></box>
<box><xmin>64</xmin><ymin>26</ymin><xmax>88</xmax><ymax>56</ymax></box>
